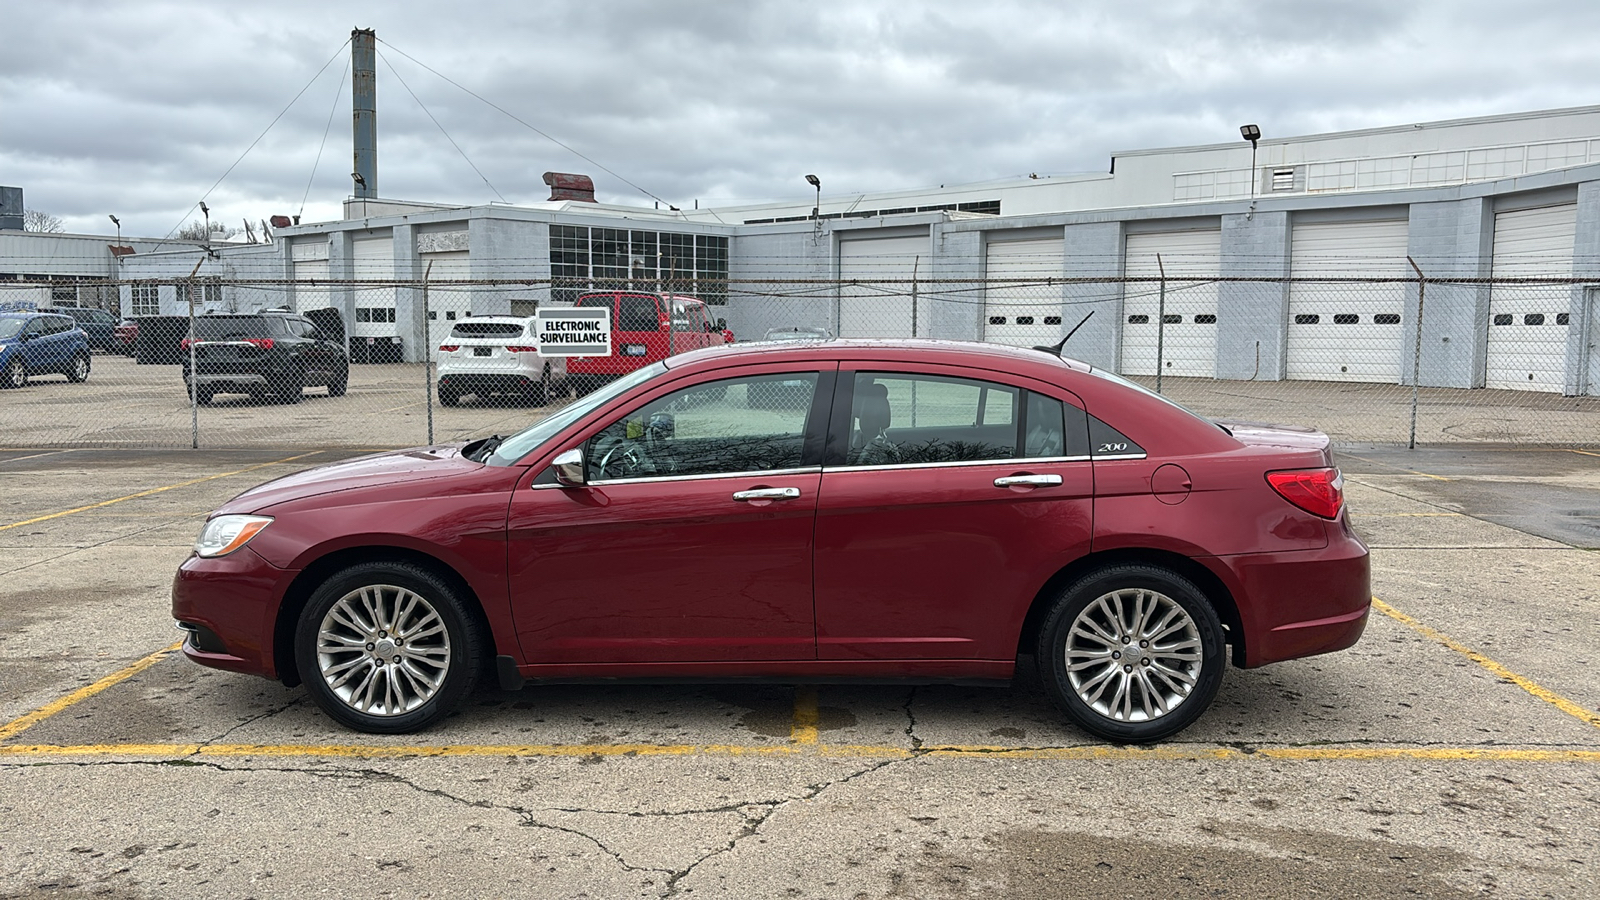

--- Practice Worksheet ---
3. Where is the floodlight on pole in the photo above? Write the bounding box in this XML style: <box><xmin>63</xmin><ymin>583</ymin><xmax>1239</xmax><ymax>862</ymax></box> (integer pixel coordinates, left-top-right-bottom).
<box><xmin>1240</xmin><ymin>124</ymin><xmax>1261</xmax><ymax>208</ymax></box>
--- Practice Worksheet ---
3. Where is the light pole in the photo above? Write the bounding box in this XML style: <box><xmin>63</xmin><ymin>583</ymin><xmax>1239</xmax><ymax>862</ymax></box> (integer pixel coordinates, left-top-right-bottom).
<box><xmin>1240</xmin><ymin>124</ymin><xmax>1261</xmax><ymax>212</ymax></box>
<box><xmin>805</xmin><ymin>174</ymin><xmax>821</xmax><ymax>219</ymax></box>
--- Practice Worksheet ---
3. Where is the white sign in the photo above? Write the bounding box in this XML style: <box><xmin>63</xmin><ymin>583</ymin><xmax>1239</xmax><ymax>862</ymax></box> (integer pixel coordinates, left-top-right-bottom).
<box><xmin>535</xmin><ymin>306</ymin><xmax>611</xmax><ymax>357</ymax></box>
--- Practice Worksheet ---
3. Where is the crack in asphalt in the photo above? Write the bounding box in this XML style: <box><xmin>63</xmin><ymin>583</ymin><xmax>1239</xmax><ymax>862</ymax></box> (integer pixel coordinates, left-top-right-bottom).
<box><xmin>200</xmin><ymin>698</ymin><xmax>305</xmax><ymax>745</ymax></box>
<box><xmin>659</xmin><ymin>755</ymin><xmax>906</xmax><ymax>898</ymax></box>
<box><xmin>902</xmin><ymin>687</ymin><xmax>923</xmax><ymax>751</ymax></box>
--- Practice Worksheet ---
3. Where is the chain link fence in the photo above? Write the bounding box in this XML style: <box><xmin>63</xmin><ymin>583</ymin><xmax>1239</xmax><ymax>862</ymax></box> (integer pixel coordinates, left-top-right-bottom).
<box><xmin>1</xmin><ymin>275</ymin><xmax>1596</xmax><ymax>450</ymax></box>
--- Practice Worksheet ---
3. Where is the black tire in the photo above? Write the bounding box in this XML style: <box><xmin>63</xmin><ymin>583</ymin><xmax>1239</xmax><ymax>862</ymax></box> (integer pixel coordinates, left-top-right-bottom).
<box><xmin>274</xmin><ymin>366</ymin><xmax>305</xmax><ymax>404</ymax></box>
<box><xmin>1036</xmin><ymin>564</ymin><xmax>1225</xmax><ymax>743</ymax></box>
<box><xmin>438</xmin><ymin>382</ymin><xmax>459</xmax><ymax>407</ymax></box>
<box><xmin>294</xmin><ymin>561</ymin><xmax>485</xmax><ymax>734</ymax></box>
<box><xmin>2</xmin><ymin>356</ymin><xmax>27</xmax><ymax>389</ymax></box>
<box><xmin>571</xmin><ymin>375</ymin><xmax>597</xmax><ymax>398</ymax></box>
<box><xmin>65</xmin><ymin>352</ymin><xmax>91</xmax><ymax>383</ymax></box>
<box><xmin>196</xmin><ymin>386</ymin><xmax>216</xmax><ymax>405</ymax></box>
<box><xmin>327</xmin><ymin>366</ymin><xmax>349</xmax><ymax>397</ymax></box>
<box><xmin>525</xmin><ymin>365</ymin><xmax>551</xmax><ymax>406</ymax></box>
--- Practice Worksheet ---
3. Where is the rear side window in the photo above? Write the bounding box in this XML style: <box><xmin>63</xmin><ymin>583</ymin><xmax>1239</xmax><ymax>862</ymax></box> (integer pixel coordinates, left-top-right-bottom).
<box><xmin>44</xmin><ymin>316</ymin><xmax>75</xmax><ymax>335</ymax></box>
<box><xmin>843</xmin><ymin>372</ymin><xmax>1021</xmax><ymax>466</ymax></box>
<box><xmin>193</xmin><ymin>317</ymin><xmax>287</xmax><ymax>340</ymax></box>
<box><xmin>618</xmin><ymin>295</ymin><xmax>660</xmax><ymax>331</ymax></box>
<box><xmin>451</xmin><ymin>322</ymin><xmax>524</xmax><ymax>338</ymax></box>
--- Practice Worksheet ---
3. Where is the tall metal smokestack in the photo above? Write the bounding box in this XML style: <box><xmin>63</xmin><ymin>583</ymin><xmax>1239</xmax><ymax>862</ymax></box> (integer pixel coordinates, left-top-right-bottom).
<box><xmin>351</xmin><ymin>28</ymin><xmax>377</xmax><ymax>200</ymax></box>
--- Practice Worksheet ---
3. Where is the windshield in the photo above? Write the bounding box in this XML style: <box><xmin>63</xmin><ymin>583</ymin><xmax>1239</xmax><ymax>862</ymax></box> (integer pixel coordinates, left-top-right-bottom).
<box><xmin>485</xmin><ymin>361</ymin><xmax>669</xmax><ymax>466</ymax></box>
<box><xmin>451</xmin><ymin>322</ymin><xmax>524</xmax><ymax>338</ymax></box>
<box><xmin>193</xmin><ymin>316</ymin><xmax>287</xmax><ymax>340</ymax></box>
<box><xmin>0</xmin><ymin>318</ymin><xmax>23</xmax><ymax>340</ymax></box>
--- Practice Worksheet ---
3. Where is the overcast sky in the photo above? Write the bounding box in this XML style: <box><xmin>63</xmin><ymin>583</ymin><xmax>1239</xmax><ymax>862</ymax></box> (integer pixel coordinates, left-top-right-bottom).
<box><xmin>6</xmin><ymin>0</ymin><xmax>1599</xmax><ymax>238</ymax></box>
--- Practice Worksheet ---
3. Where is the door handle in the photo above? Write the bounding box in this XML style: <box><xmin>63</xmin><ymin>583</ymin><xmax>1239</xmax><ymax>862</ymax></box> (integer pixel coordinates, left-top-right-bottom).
<box><xmin>732</xmin><ymin>487</ymin><xmax>802</xmax><ymax>502</ymax></box>
<box><xmin>994</xmin><ymin>474</ymin><xmax>1063</xmax><ymax>488</ymax></box>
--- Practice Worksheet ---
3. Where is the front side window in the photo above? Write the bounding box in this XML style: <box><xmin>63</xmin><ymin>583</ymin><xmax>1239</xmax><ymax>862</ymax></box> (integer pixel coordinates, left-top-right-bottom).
<box><xmin>585</xmin><ymin>373</ymin><xmax>819</xmax><ymax>481</ymax></box>
<box><xmin>844</xmin><ymin>373</ymin><xmax>1020</xmax><ymax>467</ymax></box>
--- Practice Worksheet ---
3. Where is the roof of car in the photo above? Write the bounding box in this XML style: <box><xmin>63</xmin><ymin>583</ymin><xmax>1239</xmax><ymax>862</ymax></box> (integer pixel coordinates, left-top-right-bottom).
<box><xmin>450</xmin><ymin>316</ymin><xmax>532</xmax><ymax>324</ymax></box>
<box><xmin>665</xmin><ymin>338</ymin><xmax>1093</xmax><ymax>375</ymax></box>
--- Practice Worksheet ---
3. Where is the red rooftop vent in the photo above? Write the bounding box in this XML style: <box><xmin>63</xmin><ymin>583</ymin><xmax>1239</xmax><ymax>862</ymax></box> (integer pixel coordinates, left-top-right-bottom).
<box><xmin>269</xmin><ymin>215</ymin><xmax>293</xmax><ymax>228</ymax></box>
<box><xmin>543</xmin><ymin>172</ymin><xmax>596</xmax><ymax>203</ymax></box>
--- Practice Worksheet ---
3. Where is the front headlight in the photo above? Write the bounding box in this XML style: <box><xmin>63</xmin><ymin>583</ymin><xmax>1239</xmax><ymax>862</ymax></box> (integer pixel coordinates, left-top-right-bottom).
<box><xmin>195</xmin><ymin>515</ymin><xmax>274</xmax><ymax>558</ymax></box>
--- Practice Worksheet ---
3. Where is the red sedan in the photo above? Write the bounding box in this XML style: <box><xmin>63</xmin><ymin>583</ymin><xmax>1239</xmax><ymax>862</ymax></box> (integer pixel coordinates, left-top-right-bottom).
<box><xmin>173</xmin><ymin>340</ymin><xmax>1369</xmax><ymax>742</ymax></box>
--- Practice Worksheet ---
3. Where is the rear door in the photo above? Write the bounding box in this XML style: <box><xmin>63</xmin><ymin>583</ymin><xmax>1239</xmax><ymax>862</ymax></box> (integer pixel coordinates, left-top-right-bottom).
<box><xmin>507</xmin><ymin>363</ymin><xmax>836</xmax><ymax>664</ymax></box>
<box><xmin>813</xmin><ymin>366</ymin><xmax>1095</xmax><ymax>660</ymax></box>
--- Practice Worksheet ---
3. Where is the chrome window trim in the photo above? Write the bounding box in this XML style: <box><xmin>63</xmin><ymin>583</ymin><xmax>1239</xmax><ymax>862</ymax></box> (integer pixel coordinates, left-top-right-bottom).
<box><xmin>532</xmin><ymin>465</ymin><xmax>821</xmax><ymax>489</ymax></box>
<box><xmin>825</xmin><ymin>454</ymin><xmax>1093</xmax><ymax>473</ymax></box>
<box><xmin>1092</xmin><ymin>453</ymin><xmax>1150</xmax><ymax>461</ymax></box>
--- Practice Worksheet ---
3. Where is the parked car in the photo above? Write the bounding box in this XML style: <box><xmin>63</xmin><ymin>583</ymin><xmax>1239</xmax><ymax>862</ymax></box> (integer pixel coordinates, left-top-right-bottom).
<box><xmin>173</xmin><ymin>339</ymin><xmax>1369</xmax><ymax>742</ymax></box>
<box><xmin>115</xmin><ymin>318</ymin><xmax>139</xmax><ymax>356</ymax></box>
<box><xmin>179</xmin><ymin>310</ymin><xmax>348</xmax><ymax>404</ymax></box>
<box><xmin>0</xmin><ymin>312</ymin><xmax>92</xmax><ymax>388</ymax></box>
<box><xmin>564</xmin><ymin>291</ymin><xmax>733</xmax><ymax>396</ymax></box>
<box><xmin>435</xmin><ymin>316</ymin><xmax>567</xmax><ymax>406</ymax></box>
<box><xmin>762</xmin><ymin>326</ymin><xmax>833</xmax><ymax>342</ymax></box>
<box><xmin>41</xmin><ymin>306</ymin><xmax>119</xmax><ymax>352</ymax></box>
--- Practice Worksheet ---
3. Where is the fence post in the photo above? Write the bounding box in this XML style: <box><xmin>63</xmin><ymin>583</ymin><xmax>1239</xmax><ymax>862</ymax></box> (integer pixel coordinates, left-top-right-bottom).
<box><xmin>423</xmin><ymin>262</ymin><xmax>434</xmax><ymax>446</ymax></box>
<box><xmin>1155</xmin><ymin>254</ymin><xmax>1167</xmax><ymax>394</ymax></box>
<box><xmin>1407</xmin><ymin>257</ymin><xmax>1426</xmax><ymax>450</ymax></box>
<box><xmin>910</xmin><ymin>256</ymin><xmax>920</xmax><ymax>338</ymax></box>
<box><xmin>185</xmin><ymin>260</ymin><xmax>204</xmax><ymax>450</ymax></box>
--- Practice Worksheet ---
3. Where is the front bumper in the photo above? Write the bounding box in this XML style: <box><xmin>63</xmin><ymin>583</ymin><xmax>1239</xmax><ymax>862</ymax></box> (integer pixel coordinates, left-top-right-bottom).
<box><xmin>171</xmin><ymin>546</ymin><xmax>296</xmax><ymax>680</ymax></box>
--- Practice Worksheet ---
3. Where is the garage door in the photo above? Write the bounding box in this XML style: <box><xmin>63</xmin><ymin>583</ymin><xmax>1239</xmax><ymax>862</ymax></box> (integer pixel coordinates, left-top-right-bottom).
<box><xmin>1287</xmin><ymin>220</ymin><xmax>1410</xmax><ymax>383</ymax></box>
<box><xmin>839</xmin><ymin>235</ymin><xmax>928</xmax><ymax>338</ymax></box>
<box><xmin>422</xmin><ymin>250</ymin><xmax>473</xmax><ymax>328</ymax></box>
<box><xmin>983</xmin><ymin>238</ymin><xmax>1065</xmax><ymax>348</ymax></box>
<box><xmin>290</xmin><ymin>241</ymin><xmax>330</xmax><ymax>313</ymax></box>
<box><xmin>1487</xmin><ymin>204</ymin><xmax>1576</xmax><ymax>392</ymax></box>
<box><xmin>352</xmin><ymin>235</ymin><xmax>396</xmax><ymax>339</ymax></box>
<box><xmin>1122</xmin><ymin>230</ymin><xmax>1220</xmax><ymax>377</ymax></box>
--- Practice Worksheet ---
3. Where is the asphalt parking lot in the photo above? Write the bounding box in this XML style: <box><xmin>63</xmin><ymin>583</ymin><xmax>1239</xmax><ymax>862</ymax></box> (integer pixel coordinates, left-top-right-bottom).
<box><xmin>2</xmin><ymin>446</ymin><xmax>1599</xmax><ymax>898</ymax></box>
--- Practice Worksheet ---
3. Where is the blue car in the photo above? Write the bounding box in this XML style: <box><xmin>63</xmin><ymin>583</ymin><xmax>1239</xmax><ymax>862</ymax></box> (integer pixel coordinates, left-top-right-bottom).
<box><xmin>0</xmin><ymin>312</ymin><xmax>92</xmax><ymax>389</ymax></box>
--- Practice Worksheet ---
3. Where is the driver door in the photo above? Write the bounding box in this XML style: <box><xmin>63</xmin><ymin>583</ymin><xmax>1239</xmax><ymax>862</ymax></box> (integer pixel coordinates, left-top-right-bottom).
<box><xmin>507</xmin><ymin>365</ymin><xmax>835</xmax><ymax>665</ymax></box>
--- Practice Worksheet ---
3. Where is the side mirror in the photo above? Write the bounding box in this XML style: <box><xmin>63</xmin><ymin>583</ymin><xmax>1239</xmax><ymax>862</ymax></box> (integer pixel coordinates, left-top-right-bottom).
<box><xmin>551</xmin><ymin>447</ymin><xmax>586</xmax><ymax>486</ymax></box>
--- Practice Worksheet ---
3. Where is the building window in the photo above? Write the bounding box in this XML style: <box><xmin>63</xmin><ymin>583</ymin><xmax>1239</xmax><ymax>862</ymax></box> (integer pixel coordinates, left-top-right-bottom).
<box><xmin>550</xmin><ymin>224</ymin><xmax>589</xmax><ymax>304</ymax></box>
<box><xmin>131</xmin><ymin>284</ymin><xmax>160</xmax><ymax>316</ymax></box>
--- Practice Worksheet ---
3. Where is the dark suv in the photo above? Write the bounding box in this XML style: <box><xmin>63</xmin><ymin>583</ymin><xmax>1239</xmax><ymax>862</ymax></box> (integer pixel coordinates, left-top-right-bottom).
<box><xmin>180</xmin><ymin>310</ymin><xmax>348</xmax><ymax>404</ymax></box>
<box><xmin>42</xmin><ymin>306</ymin><xmax>120</xmax><ymax>352</ymax></box>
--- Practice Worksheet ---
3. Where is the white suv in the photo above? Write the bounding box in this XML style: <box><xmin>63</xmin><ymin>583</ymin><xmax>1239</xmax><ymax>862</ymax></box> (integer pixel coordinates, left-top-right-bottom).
<box><xmin>435</xmin><ymin>317</ymin><xmax>566</xmax><ymax>406</ymax></box>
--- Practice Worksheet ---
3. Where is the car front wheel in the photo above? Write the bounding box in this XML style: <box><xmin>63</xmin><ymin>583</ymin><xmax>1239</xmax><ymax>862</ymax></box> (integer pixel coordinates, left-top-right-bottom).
<box><xmin>1036</xmin><ymin>564</ymin><xmax>1225</xmax><ymax>743</ymax></box>
<box><xmin>1</xmin><ymin>356</ymin><xmax>24</xmax><ymax>389</ymax></box>
<box><xmin>294</xmin><ymin>562</ymin><xmax>485</xmax><ymax>733</ymax></box>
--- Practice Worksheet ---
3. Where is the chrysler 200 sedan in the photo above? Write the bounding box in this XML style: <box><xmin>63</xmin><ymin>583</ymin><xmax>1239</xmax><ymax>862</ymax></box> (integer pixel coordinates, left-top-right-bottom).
<box><xmin>173</xmin><ymin>339</ymin><xmax>1370</xmax><ymax>743</ymax></box>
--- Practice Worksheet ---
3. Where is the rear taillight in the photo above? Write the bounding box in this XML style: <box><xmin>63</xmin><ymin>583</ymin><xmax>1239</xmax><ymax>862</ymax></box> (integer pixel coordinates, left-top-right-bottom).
<box><xmin>438</xmin><ymin>344</ymin><xmax>460</xmax><ymax>352</ymax></box>
<box><xmin>1266</xmin><ymin>468</ymin><xmax>1344</xmax><ymax>519</ymax></box>
<box><xmin>245</xmin><ymin>338</ymin><xmax>273</xmax><ymax>350</ymax></box>
<box><xmin>180</xmin><ymin>338</ymin><xmax>193</xmax><ymax>351</ymax></box>
<box><xmin>506</xmin><ymin>346</ymin><xmax>537</xmax><ymax>353</ymax></box>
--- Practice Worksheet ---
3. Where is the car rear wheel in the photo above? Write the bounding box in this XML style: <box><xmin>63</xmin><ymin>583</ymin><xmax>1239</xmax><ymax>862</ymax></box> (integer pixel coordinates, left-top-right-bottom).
<box><xmin>294</xmin><ymin>562</ymin><xmax>485</xmax><ymax>733</ymax></box>
<box><xmin>1</xmin><ymin>356</ymin><xmax>25</xmax><ymax>389</ymax></box>
<box><xmin>328</xmin><ymin>366</ymin><xmax>348</xmax><ymax>397</ymax></box>
<box><xmin>1036</xmin><ymin>564</ymin><xmax>1225</xmax><ymax>743</ymax></box>
<box><xmin>274</xmin><ymin>367</ymin><xmax>305</xmax><ymax>404</ymax></box>
<box><xmin>66</xmin><ymin>352</ymin><xmax>91</xmax><ymax>383</ymax></box>
<box><xmin>437</xmin><ymin>382</ymin><xmax>459</xmax><ymax>406</ymax></box>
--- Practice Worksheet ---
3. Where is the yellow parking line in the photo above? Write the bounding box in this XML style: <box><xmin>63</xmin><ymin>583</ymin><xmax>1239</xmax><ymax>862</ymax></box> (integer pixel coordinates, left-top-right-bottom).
<box><xmin>0</xmin><ymin>642</ymin><xmax>183</xmax><ymax>742</ymax></box>
<box><xmin>1567</xmin><ymin>449</ymin><xmax>1600</xmax><ymax>458</ymax></box>
<box><xmin>791</xmin><ymin>686</ymin><xmax>819</xmax><ymax>744</ymax></box>
<box><xmin>1373</xmin><ymin>597</ymin><xmax>1600</xmax><ymax>730</ymax></box>
<box><xmin>383</xmin><ymin>402</ymin><xmax>422</xmax><ymax>412</ymax></box>
<box><xmin>2</xmin><ymin>742</ymin><xmax>1599</xmax><ymax>763</ymax></box>
<box><xmin>0</xmin><ymin>452</ymin><xmax>321</xmax><ymax>532</ymax></box>
<box><xmin>1340</xmin><ymin>453</ymin><xmax>1451</xmax><ymax>481</ymax></box>
<box><xmin>0</xmin><ymin>449</ymin><xmax>76</xmax><ymax>464</ymax></box>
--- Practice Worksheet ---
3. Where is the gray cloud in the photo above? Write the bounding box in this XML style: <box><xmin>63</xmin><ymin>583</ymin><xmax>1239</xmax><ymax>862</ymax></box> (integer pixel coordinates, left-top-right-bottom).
<box><xmin>5</xmin><ymin>0</ymin><xmax>1599</xmax><ymax>235</ymax></box>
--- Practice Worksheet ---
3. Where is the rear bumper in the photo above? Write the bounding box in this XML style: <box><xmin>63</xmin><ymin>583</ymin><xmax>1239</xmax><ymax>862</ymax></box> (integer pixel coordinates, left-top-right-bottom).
<box><xmin>438</xmin><ymin>372</ymin><xmax>540</xmax><ymax>395</ymax></box>
<box><xmin>171</xmin><ymin>547</ymin><xmax>294</xmax><ymax>680</ymax></box>
<box><xmin>1204</xmin><ymin>520</ymin><xmax>1371</xmax><ymax>668</ymax></box>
